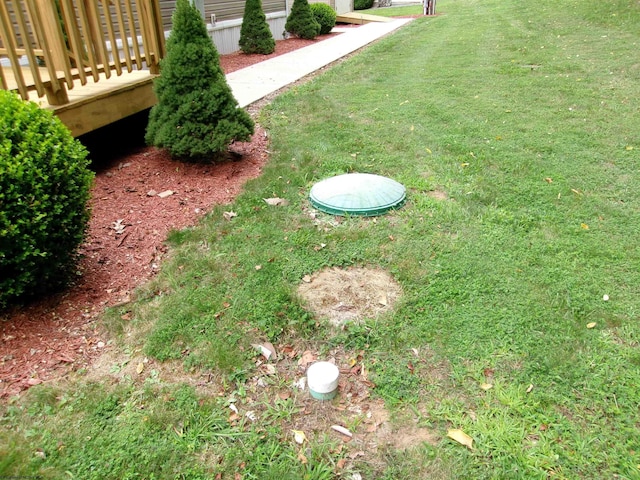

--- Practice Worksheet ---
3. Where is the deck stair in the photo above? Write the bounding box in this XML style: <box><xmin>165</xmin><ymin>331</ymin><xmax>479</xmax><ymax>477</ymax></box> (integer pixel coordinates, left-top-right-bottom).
<box><xmin>336</xmin><ymin>12</ymin><xmax>394</xmax><ymax>24</ymax></box>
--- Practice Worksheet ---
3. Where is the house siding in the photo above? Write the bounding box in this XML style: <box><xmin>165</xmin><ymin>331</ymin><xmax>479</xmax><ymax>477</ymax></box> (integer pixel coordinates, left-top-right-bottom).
<box><xmin>159</xmin><ymin>0</ymin><xmax>288</xmax><ymax>54</ymax></box>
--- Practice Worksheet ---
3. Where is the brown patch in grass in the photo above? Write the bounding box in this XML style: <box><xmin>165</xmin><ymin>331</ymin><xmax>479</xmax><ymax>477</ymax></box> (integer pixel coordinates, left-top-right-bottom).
<box><xmin>84</xmin><ymin>347</ymin><xmax>224</xmax><ymax>396</ymax></box>
<box><xmin>297</xmin><ymin>266</ymin><xmax>402</xmax><ymax>327</ymax></box>
<box><xmin>427</xmin><ymin>189</ymin><xmax>449</xmax><ymax>201</ymax></box>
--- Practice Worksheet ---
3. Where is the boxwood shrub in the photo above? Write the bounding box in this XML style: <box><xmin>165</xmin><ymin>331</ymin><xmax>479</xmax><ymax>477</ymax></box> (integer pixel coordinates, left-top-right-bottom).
<box><xmin>310</xmin><ymin>3</ymin><xmax>337</xmax><ymax>35</ymax></box>
<box><xmin>0</xmin><ymin>90</ymin><xmax>94</xmax><ymax>309</ymax></box>
<box><xmin>354</xmin><ymin>0</ymin><xmax>374</xmax><ymax>10</ymax></box>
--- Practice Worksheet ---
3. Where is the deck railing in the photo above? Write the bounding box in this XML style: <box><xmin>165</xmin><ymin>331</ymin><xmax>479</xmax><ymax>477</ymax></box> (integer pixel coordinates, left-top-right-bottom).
<box><xmin>0</xmin><ymin>0</ymin><xmax>165</xmax><ymax>106</ymax></box>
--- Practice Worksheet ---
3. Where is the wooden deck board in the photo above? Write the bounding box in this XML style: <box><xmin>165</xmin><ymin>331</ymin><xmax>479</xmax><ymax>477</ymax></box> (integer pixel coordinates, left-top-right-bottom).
<box><xmin>2</xmin><ymin>66</ymin><xmax>66</xmax><ymax>92</ymax></box>
<box><xmin>39</xmin><ymin>70</ymin><xmax>158</xmax><ymax>137</ymax></box>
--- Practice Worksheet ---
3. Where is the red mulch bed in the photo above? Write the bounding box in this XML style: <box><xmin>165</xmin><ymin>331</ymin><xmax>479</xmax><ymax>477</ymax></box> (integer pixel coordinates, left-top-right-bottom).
<box><xmin>0</xmin><ymin>31</ymin><xmax>350</xmax><ymax>399</ymax></box>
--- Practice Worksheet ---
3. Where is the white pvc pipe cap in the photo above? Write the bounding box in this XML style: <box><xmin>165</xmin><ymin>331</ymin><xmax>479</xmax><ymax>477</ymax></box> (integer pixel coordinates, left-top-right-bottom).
<box><xmin>306</xmin><ymin>361</ymin><xmax>339</xmax><ymax>400</ymax></box>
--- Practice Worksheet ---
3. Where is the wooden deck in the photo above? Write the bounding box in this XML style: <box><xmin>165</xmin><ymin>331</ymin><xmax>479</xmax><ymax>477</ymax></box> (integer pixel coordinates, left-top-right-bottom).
<box><xmin>37</xmin><ymin>71</ymin><xmax>158</xmax><ymax>137</ymax></box>
<box><xmin>1</xmin><ymin>0</ymin><xmax>164</xmax><ymax>137</ymax></box>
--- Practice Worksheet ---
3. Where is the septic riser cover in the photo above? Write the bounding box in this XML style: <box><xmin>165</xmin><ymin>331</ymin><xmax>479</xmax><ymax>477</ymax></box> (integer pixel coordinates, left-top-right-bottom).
<box><xmin>309</xmin><ymin>173</ymin><xmax>406</xmax><ymax>216</ymax></box>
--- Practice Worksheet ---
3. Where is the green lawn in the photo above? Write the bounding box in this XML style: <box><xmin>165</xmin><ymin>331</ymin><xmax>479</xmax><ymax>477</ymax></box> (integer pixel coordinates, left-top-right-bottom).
<box><xmin>2</xmin><ymin>0</ymin><xmax>640</xmax><ymax>478</ymax></box>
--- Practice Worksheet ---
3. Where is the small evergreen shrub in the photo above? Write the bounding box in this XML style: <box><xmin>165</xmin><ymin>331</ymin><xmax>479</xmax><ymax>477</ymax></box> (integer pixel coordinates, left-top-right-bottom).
<box><xmin>354</xmin><ymin>0</ymin><xmax>374</xmax><ymax>10</ymax></box>
<box><xmin>285</xmin><ymin>0</ymin><xmax>321</xmax><ymax>40</ymax></box>
<box><xmin>239</xmin><ymin>0</ymin><xmax>276</xmax><ymax>54</ymax></box>
<box><xmin>310</xmin><ymin>3</ymin><xmax>336</xmax><ymax>35</ymax></box>
<box><xmin>0</xmin><ymin>90</ymin><xmax>94</xmax><ymax>310</ymax></box>
<box><xmin>146</xmin><ymin>0</ymin><xmax>254</xmax><ymax>161</ymax></box>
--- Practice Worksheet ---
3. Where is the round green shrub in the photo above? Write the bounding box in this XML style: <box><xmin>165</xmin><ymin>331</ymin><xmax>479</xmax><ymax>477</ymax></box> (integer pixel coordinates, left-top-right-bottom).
<box><xmin>310</xmin><ymin>3</ymin><xmax>336</xmax><ymax>35</ymax></box>
<box><xmin>0</xmin><ymin>90</ymin><xmax>94</xmax><ymax>309</ymax></box>
<box><xmin>354</xmin><ymin>0</ymin><xmax>374</xmax><ymax>10</ymax></box>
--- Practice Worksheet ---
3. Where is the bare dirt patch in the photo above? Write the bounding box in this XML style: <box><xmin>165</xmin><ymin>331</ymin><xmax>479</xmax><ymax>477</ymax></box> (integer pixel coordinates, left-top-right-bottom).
<box><xmin>427</xmin><ymin>189</ymin><xmax>449</xmax><ymax>201</ymax></box>
<box><xmin>297</xmin><ymin>266</ymin><xmax>403</xmax><ymax>327</ymax></box>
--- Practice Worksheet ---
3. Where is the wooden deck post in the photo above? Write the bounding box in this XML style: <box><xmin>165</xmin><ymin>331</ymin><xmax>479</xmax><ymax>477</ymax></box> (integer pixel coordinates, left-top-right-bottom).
<box><xmin>31</xmin><ymin>0</ymin><xmax>70</xmax><ymax>104</ymax></box>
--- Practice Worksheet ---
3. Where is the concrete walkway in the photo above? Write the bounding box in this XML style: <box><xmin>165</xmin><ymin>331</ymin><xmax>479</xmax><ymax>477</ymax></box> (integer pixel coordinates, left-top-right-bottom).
<box><xmin>227</xmin><ymin>18</ymin><xmax>413</xmax><ymax>108</ymax></box>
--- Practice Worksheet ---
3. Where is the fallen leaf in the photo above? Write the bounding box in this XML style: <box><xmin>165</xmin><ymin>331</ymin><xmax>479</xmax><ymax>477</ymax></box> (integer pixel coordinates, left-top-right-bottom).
<box><xmin>302</xmin><ymin>275</ymin><xmax>312</xmax><ymax>283</ymax></box>
<box><xmin>262</xmin><ymin>364</ymin><xmax>276</xmax><ymax>375</ymax></box>
<box><xmin>544</xmin><ymin>177</ymin><xmax>553</xmax><ymax>183</ymax></box>
<box><xmin>526</xmin><ymin>384</ymin><xmax>534</xmax><ymax>393</ymax></box>
<box><xmin>229</xmin><ymin>403</ymin><xmax>239</xmax><ymax>414</ymax></box>
<box><xmin>447</xmin><ymin>429</ymin><xmax>473</xmax><ymax>449</ymax></box>
<box><xmin>581</xmin><ymin>223</ymin><xmax>589</xmax><ymax>230</ymax></box>
<box><xmin>426</xmin><ymin>148</ymin><xmax>432</xmax><ymax>154</ymax></box>
<box><xmin>136</xmin><ymin>362</ymin><xmax>144</xmax><ymax>374</ymax></box>
<box><xmin>245</xmin><ymin>411</ymin><xmax>256</xmax><ymax>421</ymax></box>
<box><xmin>298</xmin><ymin>350</ymin><xmax>316</xmax><ymax>367</ymax></box>
<box><xmin>480</xmin><ymin>383</ymin><xmax>493</xmax><ymax>391</ymax></box>
<box><xmin>292</xmin><ymin>430</ymin><xmax>307</xmax><ymax>444</ymax></box>
<box><xmin>625</xmin><ymin>145</ymin><xmax>634</xmax><ymax>151</ymax></box>
<box><xmin>297</xmin><ymin>451</ymin><xmax>308</xmax><ymax>464</ymax></box>
<box><xmin>223</xmin><ymin>211</ymin><xmax>237</xmax><ymax>220</ymax></box>
<box><xmin>278</xmin><ymin>391</ymin><xmax>291</xmax><ymax>400</ymax></box>
<box><xmin>378</xmin><ymin>294</ymin><xmax>388</xmax><ymax>306</ymax></box>
<box><xmin>586</xmin><ymin>322</ymin><xmax>597</xmax><ymax>329</ymax></box>
<box><xmin>313</xmin><ymin>243</ymin><xmax>327</xmax><ymax>251</ymax></box>
<box><xmin>157</xmin><ymin>190</ymin><xmax>174</xmax><ymax>198</ymax></box>
<box><xmin>331</xmin><ymin>425</ymin><xmax>353</xmax><ymax>438</ymax></box>
<box><xmin>263</xmin><ymin>197</ymin><xmax>290</xmax><ymax>206</ymax></box>
<box><xmin>337</xmin><ymin>458</ymin><xmax>347</xmax><ymax>469</ymax></box>
<box><xmin>112</xmin><ymin>219</ymin><xmax>126</xmax><ymax>234</ymax></box>
<box><xmin>571</xmin><ymin>188</ymin><xmax>583</xmax><ymax>196</ymax></box>
<box><xmin>27</xmin><ymin>378</ymin><xmax>42</xmax><ymax>386</ymax></box>
<box><xmin>254</xmin><ymin>265</ymin><xmax>262</xmax><ymax>271</ymax></box>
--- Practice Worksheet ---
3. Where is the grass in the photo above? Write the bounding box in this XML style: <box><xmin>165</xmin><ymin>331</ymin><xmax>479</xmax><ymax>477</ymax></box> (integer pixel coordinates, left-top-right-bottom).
<box><xmin>3</xmin><ymin>0</ymin><xmax>640</xmax><ymax>478</ymax></box>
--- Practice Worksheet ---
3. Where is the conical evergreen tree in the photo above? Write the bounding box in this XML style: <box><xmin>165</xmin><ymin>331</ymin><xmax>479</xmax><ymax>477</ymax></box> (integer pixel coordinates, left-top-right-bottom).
<box><xmin>145</xmin><ymin>0</ymin><xmax>254</xmax><ymax>161</ymax></box>
<box><xmin>239</xmin><ymin>0</ymin><xmax>275</xmax><ymax>54</ymax></box>
<box><xmin>284</xmin><ymin>0</ymin><xmax>320</xmax><ymax>40</ymax></box>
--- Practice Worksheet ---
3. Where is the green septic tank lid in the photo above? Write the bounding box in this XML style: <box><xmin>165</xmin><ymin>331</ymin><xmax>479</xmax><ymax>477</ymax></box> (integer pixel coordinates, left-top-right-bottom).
<box><xmin>309</xmin><ymin>173</ymin><xmax>406</xmax><ymax>217</ymax></box>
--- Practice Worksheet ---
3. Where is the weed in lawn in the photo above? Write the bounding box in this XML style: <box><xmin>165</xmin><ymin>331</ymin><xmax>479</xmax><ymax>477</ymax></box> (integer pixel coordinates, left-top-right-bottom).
<box><xmin>261</xmin><ymin>394</ymin><xmax>302</xmax><ymax>424</ymax></box>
